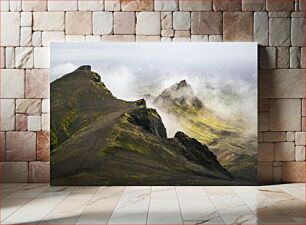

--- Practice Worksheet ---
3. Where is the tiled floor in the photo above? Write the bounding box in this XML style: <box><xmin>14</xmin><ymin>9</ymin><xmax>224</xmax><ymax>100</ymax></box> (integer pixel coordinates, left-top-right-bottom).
<box><xmin>0</xmin><ymin>183</ymin><xmax>305</xmax><ymax>224</ymax></box>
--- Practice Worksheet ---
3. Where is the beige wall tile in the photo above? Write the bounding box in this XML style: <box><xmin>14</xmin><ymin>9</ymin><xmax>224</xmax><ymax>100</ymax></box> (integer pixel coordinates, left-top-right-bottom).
<box><xmin>275</xmin><ymin>142</ymin><xmax>295</xmax><ymax>161</ymax></box>
<box><xmin>242</xmin><ymin>0</ymin><xmax>265</xmax><ymax>11</ymax></box>
<box><xmin>93</xmin><ymin>12</ymin><xmax>113</xmax><ymax>35</ymax></box>
<box><xmin>258</xmin><ymin>143</ymin><xmax>274</xmax><ymax>161</ymax></box>
<box><xmin>1</xmin><ymin>12</ymin><xmax>20</xmax><ymax>46</ymax></box>
<box><xmin>0</xmin><ymin>162</ymin><xmax>28</xmax><ymax>182</ymax></box>
<box><xmin>16</xmin><ymin>99</ymin><xmax>41</xmax><ymax>115</ymax></box>
<box><xmin>191</xmin><ymin>12</ymin><xmax>222</xmax><ymax>35</ymax></box>
<box><xmin>114</xmin><ymin>12</ymin><xmax>136</xmax><ymax>35</ymax></box>
<box><xmin>136</xmin><ymin>12</ymin><xmax>160</xmax><ymax>35</ymax></box>
<box><xmin>259</xmin><ymin>69</ymin><xmax>304</xmax><ymax>98</ymax></box>
<box><xmin>258</xmin><ymin>162</ymin><xmax>273</xmax><ymax>184</ymax></box>
<box><xmin>33</xmin><ymin>12</ymin><xmax>65</xmax><ymax>31</ymax></box>
<box><xmin>266</xmin><ymin>0</ymin><xmax>294</xmax><ymax>11</ymax></box>
<box><xmin>105</xmin><ymin>0</ymin><xmax>120</xmax><ymax>11</ymax></box>
<box><xmin>179</xmin><ymin>0</ymin><xmax>212</xmax><ymax>11</ymax></box>
<box><xmin>6</xmin><ymin>132</ymin><xmax>36</xmax><ymax>161</ymax></box>
<box><xmin>121</xmin><ymin>0</ymin><xmax>153</xmax><ymax>11</ymax></box>
<box><xmin>270</xmin><ymin>99</ymin><xmax>301</xmax><ymax>131</ymax></box>
<box><xmin>27</xmin><ymin>115</ymin><xmax>41</xmax><ymax>131</ymax></box>
<box><xmin>37</xmin><ymin>131</ymin><xmax>50</xmax><ymax>161</ymax></box>
<box><xmin>29</xmin><ymin>161</ymin><xmax>50</xmax><ymax>183</ymax></box>
<box><xmin>48</xmin><ymin>0</ymin><xmax>78</xmax><ymax>11</ymax></box>
<box><xmin>155</xmin><ymin>0</ymin><xmax>178</xmax><ymax>11</ymax></box>
<box><xmin>22</xmin><ymin>0</ymin><xmax>47</xmax><ymax>11</ymax></box>
<box><xmin>79</xmin><ymin>0</ymin><xmax>104</xmax><ymax>11</ymax></box>
<box><xmin>282</xmin><ymin>162</ymin><xmax>305</xmax><ymax>182</ymax></box>
<box><xmin>16</xmin><ymin>114</ymin><xmax>27</xmax><ymax>131</ymax></box>
<box><xmin>0</xmin><ymin>99</ymin><xmax>15</xmax><ymax>131</ymax></box>
<box><xmin>223</xmin><ymin>12</ymin><xmax>253</xmax><ymax>41</ymax></box>
<box><xmin>25</xmin><ymin>69</ymin><xmax>49</xmax><ymax>98</ymax></box>
<box><xmin>1</xmin><ymin>69</ymin><xmax>24</xmax><ymax>98</ymax></box>
<box><xmin>213</xmin><ymin>0</ymin><xmax>242</xmax><ymax>11</ymax></box>
<box><xmin>66</xmin><ymin>12</ymin><xmax>92</xmax><ymax>35</ymax></box>
<box><xmin>264</xmin><ymin>132</ymin><xmax>286</xmax><ymax>142</ymax></box>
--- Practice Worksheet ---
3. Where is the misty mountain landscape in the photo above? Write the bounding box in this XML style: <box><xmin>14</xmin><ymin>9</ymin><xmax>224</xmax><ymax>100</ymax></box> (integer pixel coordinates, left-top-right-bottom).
<box><xmin>50</xmin><ymin>66</ymin><xmax>256</xmax><ymax>185</ymax></box>
<box><xmin>144</xmin><ymin>80</ymin><xmax>257</xmax><ymax>182</ymax></box>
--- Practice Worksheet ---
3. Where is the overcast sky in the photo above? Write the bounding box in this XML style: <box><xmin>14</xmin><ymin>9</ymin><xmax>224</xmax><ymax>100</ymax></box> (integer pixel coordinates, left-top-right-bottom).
<box><xmin>51</xmin><ymin>42</ymin><xmax>257</xmax><ymax>101</ymax></box>
<box><xmin>51</xmin><ymin>42</ymin><xmax>258</xmax><ymax>134</ymax></box>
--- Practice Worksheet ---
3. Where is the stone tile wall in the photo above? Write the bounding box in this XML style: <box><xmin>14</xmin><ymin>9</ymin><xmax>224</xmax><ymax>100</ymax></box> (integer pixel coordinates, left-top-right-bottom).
<box><xmin>0</xmin><ymin>0</ymin><xmax>305</xmax><ymax>184</ymax></box>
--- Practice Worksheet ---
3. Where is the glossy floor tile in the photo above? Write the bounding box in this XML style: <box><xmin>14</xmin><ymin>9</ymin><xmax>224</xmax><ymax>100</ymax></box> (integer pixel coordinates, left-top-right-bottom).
<box><xmin>0</xmin><ymin>183</ymin><xmax>305</xmax><ymax>224</ymax></box>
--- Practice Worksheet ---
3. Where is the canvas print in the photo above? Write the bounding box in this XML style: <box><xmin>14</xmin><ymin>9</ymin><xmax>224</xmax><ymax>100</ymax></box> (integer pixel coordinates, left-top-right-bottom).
<box><xmin>50</xmin><ymin>43</ymin><xmax>257</xmax><ymax>185</ymax></box>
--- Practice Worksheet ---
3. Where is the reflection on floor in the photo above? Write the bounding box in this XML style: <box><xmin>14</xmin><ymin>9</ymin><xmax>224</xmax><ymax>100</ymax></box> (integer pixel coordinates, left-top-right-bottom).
<box><xmin>0</xmin><ymin>183</ymin><xmax>305</xmax><ymax>224</ymax></box>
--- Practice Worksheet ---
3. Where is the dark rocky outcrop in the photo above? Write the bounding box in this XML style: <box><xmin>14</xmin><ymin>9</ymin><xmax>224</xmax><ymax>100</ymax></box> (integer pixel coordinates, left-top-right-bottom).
<box><xmin>127</xmin><ymin>107</ymin><xmax>167</xmax><ymax>139</ymax></box>
<box><xmin>175</xmin><ymin>132</ymin><xmax>232</xmax><ymax>179</ymax></box>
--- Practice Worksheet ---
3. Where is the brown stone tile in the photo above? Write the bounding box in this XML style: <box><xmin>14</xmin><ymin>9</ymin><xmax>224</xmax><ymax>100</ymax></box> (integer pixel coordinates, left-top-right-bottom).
<box><xmin>121</xmin><ymin>0</ymin><xmax>153</xmax><ymax>11</ymax></box>
<box><xmin>179</xmin><ymin>0</ymin><xmax>212</xmax><ymax>11</ymax></box>
<box><xmin>259</xmin><ymin>69</ymin><xmax>304</xmax><ymax>98</ymax></box>
<box><xmin>213</xmin><ymin>0</ymin><xmax>241</xmax><ymax>11</ymax></box>
<box><xmin>270</xmin><ymin>99</ymin><xmax>301</xmax><ymax>132</ymax></box>
<box><xmin>264</xmin><ymin>132</ymin><xmax>286</xmax><ymax>142</ymax></box>
<box><xmin>29</xmin><ymin>161</ymin><xmax>50</xmax><ymax>183</ymax></box>
<box><xmin>25</xmin><ymin>69</ymin><xmax>49</xmax><ymax>99</ymax></box>
<box><xmin>282</xmin><ymin>162</ymin><xmax>305</xmax><ymax>182</ymax></box>
<box><xmin>223</xmin><ymin>12</ymin><xmax>253</xmax><ymax>41</ymax></box>
<box><xmin>242</xmin><ymin>0</ymin><xmax>265</xmax><ymax>11</ymax></box>
<box><xmin>0</xmin><ymin>162</ymin><xmax>28</xmax><ymax>182</ymax></box>
<box><xmin>16</xmin><ymin>99</ymin><xmax>42</xmax><ymax>115</ymax></box>
<box><xmin>0</xmin><ymin>132</ymin><xmax>5</xmax><ymax>161</ymax></box>
<box><xmin>191</xmin><ymin>12</ymin><xmax>222</xmax><ymax>35</ymax></box>
<box><xmin>266</xmin><ymin>0</ymin><xmax>294</xmax><ymax>11</ymax></box>
<box><xmin>258</xmin><ymin>98</ymin><xmax>269</xmax><ymax>112</ymax></box>
<box><xmin>37</xmin><ymin>131</ymin><xmax>50</xmax><ymax>161</ymax></box>
<box><xmin>6</xmin><ymin>132</ymin><xmax>36</xmax><ymax>161</ymax></box>
<box><xmin>66</xmin><ymin>12</ymin><xmax>92</xmax><ymax>35</ymax></box>
<box><xmin>275</xmin><ymin>142</ymin><xmax>295</xmax><ymax>161</ymax></box>
<box><xmin>272</xmin><ymin>165</ymin><xmax>282</xmax><ymax>184</ymax></box>
<box><xmin>16</xmin><ymin>114</ymin><xmax>27</xmax><ymax>131</ymax></box>
<box><xmin>258</xmin><ymin>143</ymin><xmax>274</xmax><ymax>161</ymax></box>
<box><xmin>258</xmin><ymin>162</ymin><xmax>273</xmax><ymax>185</ymax></box>
<box><xmin>258</xmin><ymin>112</ymin><xmax>269</xmax><ymax>131</ymax></box>
<box><xmin>114</xmin><ymin>12</ymin><xmax>135</xmax><ymax>35</ymax></box>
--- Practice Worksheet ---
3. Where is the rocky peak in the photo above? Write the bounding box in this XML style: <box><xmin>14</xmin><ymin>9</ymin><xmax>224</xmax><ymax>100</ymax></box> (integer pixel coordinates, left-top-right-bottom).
<box><xmin>176</xmin><ymin>80</ymin><xmax>188</xmax><ymax>90</ymax></box>
<box><xmin>77</xmin><ymin>65</ymin><xmax>91</xmax><ymax>71</ymax></box>
<box><xmin>155</xmin><ymin>80</ymin><xmax>203</xmax><ymax>111</ymax></box>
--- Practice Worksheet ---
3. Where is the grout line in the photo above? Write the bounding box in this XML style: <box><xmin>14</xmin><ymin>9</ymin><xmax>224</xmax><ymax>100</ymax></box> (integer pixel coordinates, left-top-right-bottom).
<box><xmin>203</xmin><ymin>186</ymin><xmax>227</xmax><ymax>225</ymax></box>
<box><xmin>174</xmin><ymin>186</ymin><xmax>184</xmax><ymax>225</ymax></box>
<box><xmin>105</xmin><ymin>186</ymin><xmax>126</xmax><ymax>225</ymax></box>
<box><xmin>37</xmin><ymin>186</ymin><xmax>75</xmax><ymax>223</ymax></box>
<box><xmin>75</xmin><ymin>186</ymin><xmax>100</xmax><ymax>224</ymax></box>
<box><xmin>145</xmin><ymin>186</ymin><xmax>152</xmax><ymax>225</ymax></box>
<box><xmin>1</xmin><ymin>183</ymin><xmax>50</xmax><ymax>223</ymax></box>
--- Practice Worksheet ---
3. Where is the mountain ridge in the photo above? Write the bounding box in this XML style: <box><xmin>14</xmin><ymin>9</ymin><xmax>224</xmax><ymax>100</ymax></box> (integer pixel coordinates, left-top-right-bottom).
<box><xmin>50</xmin><ymin>66</ymin><xmax>240</xmax><ymax>185</ymax></box>
<box><xmin>144</xmin><ymin>79</ymin><xmax>257</xmax><ymax>182</ymax></box>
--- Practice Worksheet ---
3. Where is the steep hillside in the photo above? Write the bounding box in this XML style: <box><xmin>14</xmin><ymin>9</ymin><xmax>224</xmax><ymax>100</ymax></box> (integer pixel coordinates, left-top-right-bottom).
<box><xmin>145</xmin><ymin>80</ymin><xmax>257</xmax><ymax>182</ymax></box>
<box><xmin>50</xmin><ymin>66</ymin><xmax>238</xmax><ymax>185</ymax></box>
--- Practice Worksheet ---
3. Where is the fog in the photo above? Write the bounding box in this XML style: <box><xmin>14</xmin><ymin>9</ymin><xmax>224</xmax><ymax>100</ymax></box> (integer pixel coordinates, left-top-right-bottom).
<box><xmin>51</xmin><ymin>43</ymin><xmax>257</xmax><ymax>137</ymax></box>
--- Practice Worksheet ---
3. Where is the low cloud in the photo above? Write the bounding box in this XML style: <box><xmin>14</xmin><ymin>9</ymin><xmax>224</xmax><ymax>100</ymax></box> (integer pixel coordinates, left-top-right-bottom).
<box><xmin>51</xmin><ymin>63</ymin><xmax>77</xmax><ymax>82</ymax></box>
